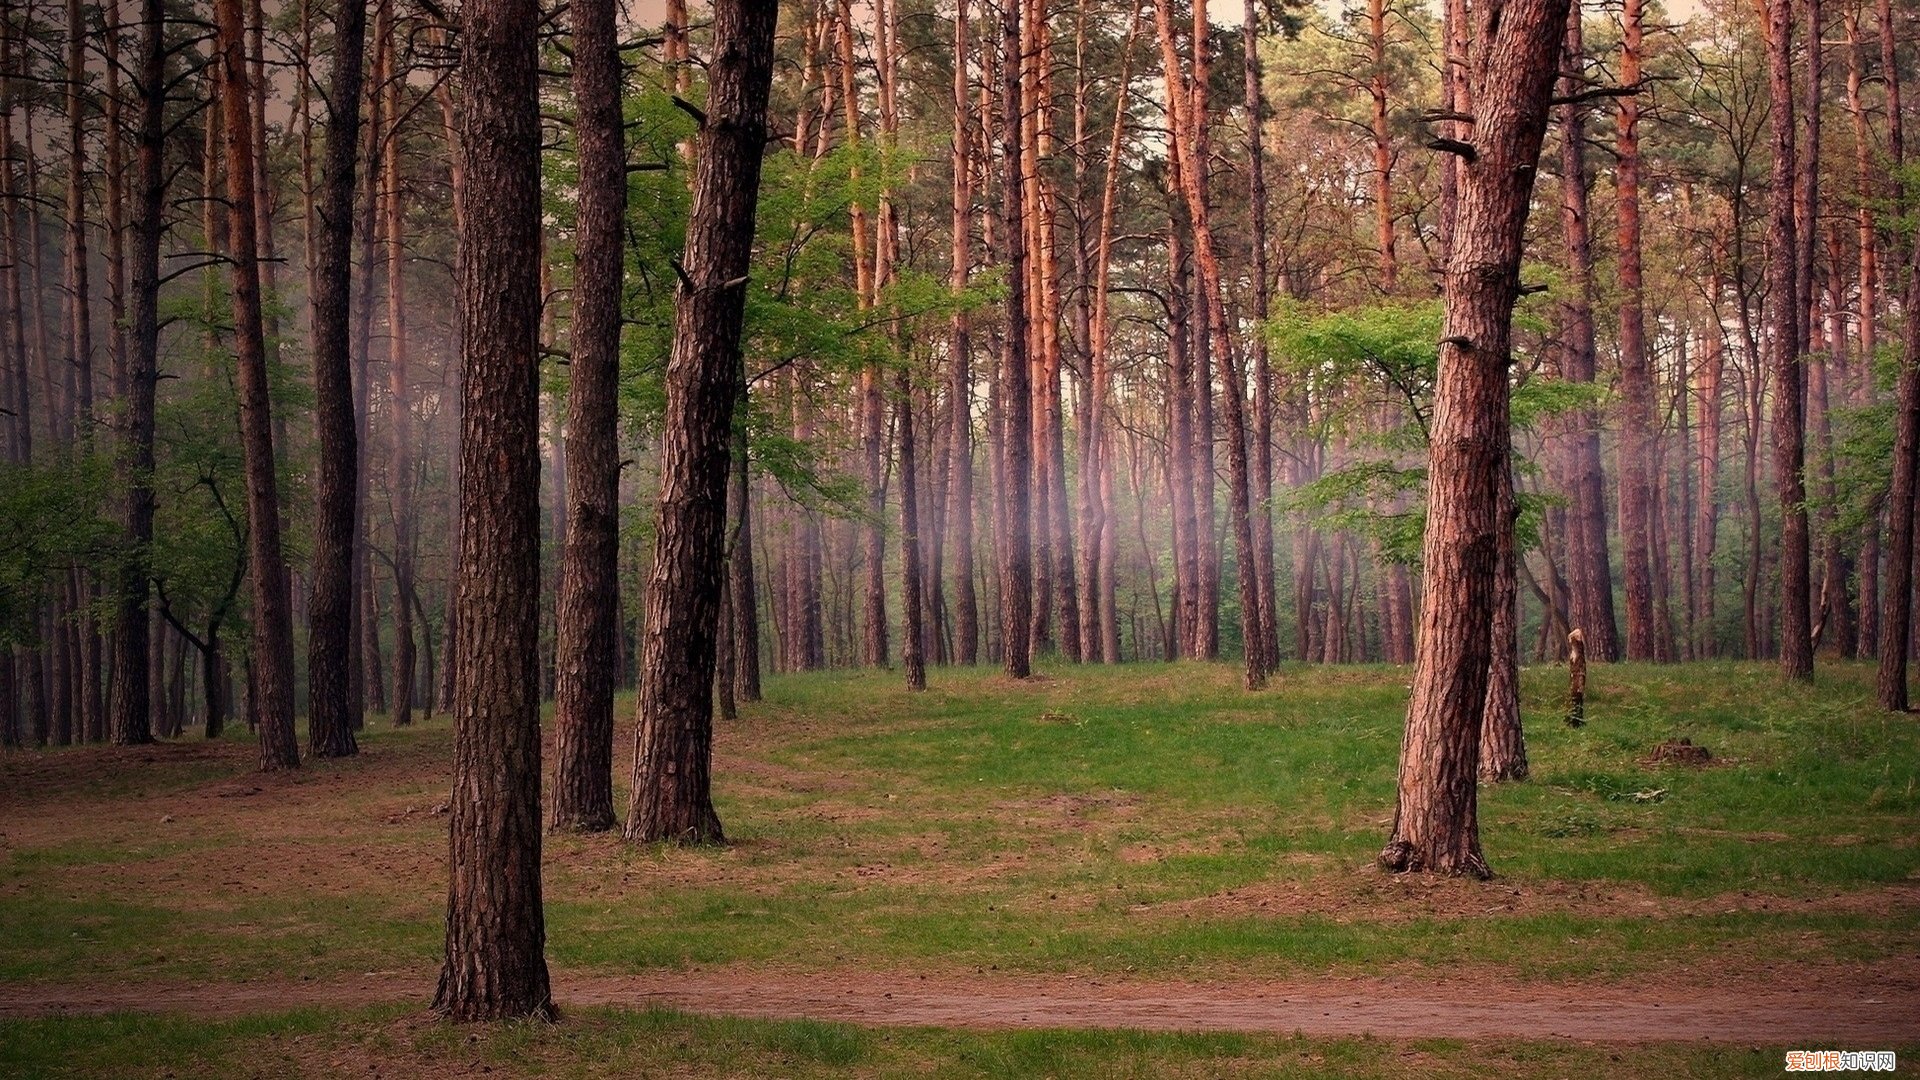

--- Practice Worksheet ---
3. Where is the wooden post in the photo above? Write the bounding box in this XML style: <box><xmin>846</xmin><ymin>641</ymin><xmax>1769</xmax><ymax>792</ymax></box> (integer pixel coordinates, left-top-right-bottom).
<box><xmin>1567</xmin><ymin>628</ymin><xmax>1587</xmax><ymax>727</ymax></box>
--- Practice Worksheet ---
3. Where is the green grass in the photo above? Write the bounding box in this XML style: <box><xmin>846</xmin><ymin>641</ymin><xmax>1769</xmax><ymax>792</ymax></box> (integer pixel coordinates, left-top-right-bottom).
<box><xmin>0</xmin><ymin>660</ymin><xmax>1915</xmax><ymax>988</ymax></box>
<box><xmin>1</xmin><ymin>1005</ymin><xmax>1900</xmax><ymax>1079</ymax></box>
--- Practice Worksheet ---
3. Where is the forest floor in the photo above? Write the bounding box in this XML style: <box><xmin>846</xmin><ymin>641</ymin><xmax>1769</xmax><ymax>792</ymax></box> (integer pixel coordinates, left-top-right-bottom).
<box><xmin>1</xmin><ymin>661</ymin><xmax>1916</xmax><ymax>1077</ymax></box>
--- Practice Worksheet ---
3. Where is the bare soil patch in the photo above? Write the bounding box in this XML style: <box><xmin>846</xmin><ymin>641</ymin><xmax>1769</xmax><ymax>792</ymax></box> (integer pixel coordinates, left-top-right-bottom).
<box><xmin>2</xmin><ymin>966</ymin><xmax>1913</xmax><ymax>1044</ymax></box>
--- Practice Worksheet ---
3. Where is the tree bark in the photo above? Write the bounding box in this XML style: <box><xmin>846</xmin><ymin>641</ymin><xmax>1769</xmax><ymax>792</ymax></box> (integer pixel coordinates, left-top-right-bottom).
<box><xmin>108</xmin><ymin>0</ymin><xmax>167</xmax><ymax>747</ymax></box>
<box><xmin>1559</xmin><ymin>2</ymin><xmax>1622</xmax><ymax>663</ymax></box>
<box><xmin>1480</xmin><ymin>454</ymin><xmax>1526</xmax><ymax>782</ymax></box>
<box><xmin>549</xmin><ymin>0</ymin><xmax>626</xmax><ymax>832</ymax></box>
<box><xmin>997</xmin><ymin>0</ymin><xmax>1032</xmax><ymax>679</ymax></box>
<box><xmin>306</xmin><ymin>0</ymin><xmax>370</xmax><ymax>757</ymax></box>
<box><xmin>1616</xmin><ymin>0</ymin><xmax>1658</xmax><ymax>662</ymax></box>
<box><xmin>215</xmin><ymin>0</ymin><xmax>299</xmax><ymax>770</ymax></box>
<box><xmin>1155</xmin><ymin>0</ymin><xmax>1265</xmax><ymax>687</ymax></box>
<box><xmin>948</xmin><ymin>0</ymin><xmax>980</xmax><ymax>666</ymax></box>
<box><xmin>729</xmin><ymin>405</ymin><xmax>761</xmax><ymax>700</ymax></box>
<box><xmin>899</xmin><ymin>362</ymin><xmax>927</xmax><ymax>692</ymax></box>
<box><xmin>64</xmin><ymin>0</ymin><xmax>103</xmax><ymax>742</ymax></box>
<box><xmin>433</xmin><ymin>0</ymin><xmax>553</xmax><ymax>1022</ymax></box>
<box><xmin>1381</xmin><ymin>0</ymin><xmax>1567</xmax><ymax>877</ymax></box>
<box><xmin>1244</xmin><ymin>0</ymin><xmax>1278</xmax><ymax>673</ymax></box>
<box><xmin>625</xmin><ymin>0</ymin><xmax>778</xmax><ymax>843</ymax></box>
<box><xmin>1767</xmin><ymin>0</ymin><xmax>1813</xmax><ymax>681</ymax></box>
<box><xmin>383</xmin><ymin>18</ymin><xmax>416</xmax><ymax>727</ymax></box>
<box><xmin>1845</xmin><ymin>1</ymin><xmax>1879</xmax><ymax>658</ymax></box>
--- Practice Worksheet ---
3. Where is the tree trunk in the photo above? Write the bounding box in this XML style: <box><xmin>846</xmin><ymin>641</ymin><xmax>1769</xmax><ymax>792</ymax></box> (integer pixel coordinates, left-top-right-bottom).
<box><xmin>1154</xmin><ymin>0</ymin><xmax>1265</xmax><ymax>686</ymax></box>
<box><xmin>384</xmin><ymin>23</ymin><xmax>416</xmax><ymax>728</ymax></box>
<box><xmin>215</xmin><ymin>0</ymin><xmax>299</xmax><ymax>770</ymax></box>
<box><xmin>729</xmin><ymin>405</ymin><xmax>761</xmax><ymax>700</ymax></box>
<box><xmin>306</xmin><ymin>0</ymin><xmax>370</xmax><ymax>757</ymax></box>
<box><xmin>1767</xmin><ymin>0</ymin><xmax>1813</xmax><ymax>681</ymax></box>
<box><xmin>1244</xmin><ymin>0</ymin><xmax>1278</xmax><ymax>673</ymax></box>
<box><xmin>899</xmin><ymin>362</ymin><xmax>927</xmax><ymax>692</ymax></box>
<box><xmin>1166</xmin><ymin>220</ymin><xmax>1199</xmax><ymax>659</ymax></box>
<box><xmin>625</xmin><ymin>0</ymin><xmax>778</xmax><ymax>843</ymax></box>
<box><xmin>549</xmin><ymin>0</ymin><xmax>626</xmax><ymax>832</ymax></box>
<box><xmin>1368</xmin><ymin>0</ymin><xmax>1396</xmax><ymax>291</ymax></box>
<box><xmin>109</xmin><ymin>0</ymin><xmax>167</xmax><ymax>747</ymax></box>
<box><xmin>1553</xmin><ymin>4</ymin><xmax>1619</xmax><ymax>662</ymax></box>
<box><xmin>1846</xmin><ymin>2</ymin><xmax>1880</xmax><ymax>658</ymax></box>
<box><xmin>1480</xmin><ymin>455</ymin><xmax>1526</xmax><ymax>782</ymax></box>
<box><xmin>432</xmin><ymin>51</ymin><xmax>465</xmax><ymax>716</ymax></box>
<box><xmin>948</xmin><ymin>0</ymin><xmax>980</xmax><ymax>666</ymax></box>
<box><xmin>1696</xmin><ymin>323</ymin><xmax>1724</xmax><ymax>658</ymax></box>
<box><xmin>433</xmin><ymin>0</ymin><xmax>553</xmax><ymax>1022</ymax></box>
<box><xmin>345</xmin><ymin>0</ymin><xmax>389</xmax><ymax>726</ymax></box>
<box><xmin>1381</xmin><ymin>0</ymin><xmax>1567</xmax><ymax>877</ymax></box>
<box><xmin>1616</xmin><ymin>0</ymin><xmax>1658</xmax><ymax>662</ymax></box>
<box><xmin>997</xmin><ymin>0</ymin><xmax>1033</xmax><ymax>679</ymax></box>
<box><xmin>64</xmin><ymin>0</ymin><xmax>103</xmax><ymax>742</ymax></box>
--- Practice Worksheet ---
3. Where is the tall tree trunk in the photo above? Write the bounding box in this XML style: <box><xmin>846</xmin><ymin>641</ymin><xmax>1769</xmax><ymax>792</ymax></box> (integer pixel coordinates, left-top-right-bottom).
<box><xmin>948</xmin><ymin>0</ymin><xmax>980</xmax><ymax>666</ymax></box>
<box><xmin>1244</xmin><ymin>0</ymin><xmax>1278</xmax><ymax>673</ymax></box>
<box><xmin>215</xmin><ymin>0</ymin><xmax>299</xmax><ymax>770</ymax></box>
<box><xmin>1155</xmin><ymin>0</ymin><xmax>1266</xmax><ymax>687</ymax></box>
<box><xmin>625</xmin><ymin>0</ymin><xmax>778</xmax><ymax>843</ymax></box>
<box><xmin>997</xmin><ymin>0</ymin><xmax>1033</xmax><ymax>679</ymax></box>
<box><xmin>1696</xmin><ymin>322</ymin><xmax>1724</xmax><ymax>657</ymax></box>
<box><xmin>1768</xmin><ymin>0</ymin><xmax>1814</xmax><ymax>681</ymax></box>
<box><xmin>1877</xmin><ymin>0</ymin><xmax>1916</xmax><ymax>703</ymax></box>
<box><xmin>1814</xmin><ymin>256</ymin><xmax>1854</xmax><ymax>654</ymax></box>
<box><xmin>109</xmin><ymin>0</ymin><xmax>167</xmax><ymax>747</ymax></box>
<box><xmin>1381</xmin><ymin>0</ymin><xmax>1567</xmax><ymax>877</ymax></box>
<box><xmin>432</xmin><ymin>52</ymin><xmax>465</xmax><ymax>715</ymax></box>
<box><xmin>433</xmin><ymin>0</ymin><xmax>553</xmax><ymax>1022</ymax></box>
<box><xmin>729</xmin><ymin>404</ymin><xmax>761</xmax><ymax>699</ymax></box>
<box><xmin>94</xmin><ymin>0</ymin><xmax>127</xmax><ymax>746</ymax></box>
<box><xmin>549</xmin><ymin>0</ymin><xmax>626</xmax><ymax>832</ymax></box>
<box><xmin>351</xmin><ymin>12</ymin><xmax>387</xmax><ymax>722</ymax></box>
<box><xmin>1846</xmin><ymin>0</ymin><xmax>1880</xmax><ymax>658</ymax></box>
<box><xmin>1554</xmin><ymin>2</ymin><xmax>1620</xmax><ymax>662</ymax></box>
<box><xmin>899</xmin><ymin>361</ymin><xmax>927</xmax><ymax>691</ymax></box>
<box><xmin>384</xmin><ymin>26</ymin><xmax>416</xmax><ymax>727</ymax></box>
<box><xmin>306</xmin><ymin>0</ymin><xmax>370</xmax><ymax>757</ymax></box>
<box><xmin>1616</xmin><ymin>0</ymin><xmax>1658</xmax><ymax>661</ymax></box>
<box><xmin>1166</xmin><ymin>219</ymin><xmax>1199</xmax><ymax>658</ymax></box>
<box><xmin>64</xmin><ymin>0</ymin><xmax>102</xmax><ymax>742</ymax></box>
<box><xmin>1077</xmin><ymin>0</ymin><xmax>1141</xmax><ymax>665</ymax></box>
<box><xmin>1368</xmin><ymin>0</ymin><xmax>1396</xmax><ymax>291</ymax></box>
<box><xmin>0</xmin><ymin>11</ymin><xmax>28</xmax><ymax>478</ymax></box>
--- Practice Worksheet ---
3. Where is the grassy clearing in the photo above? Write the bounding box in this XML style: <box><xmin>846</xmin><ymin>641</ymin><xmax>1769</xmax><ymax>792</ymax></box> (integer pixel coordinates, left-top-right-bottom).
<box><xmin>0</xmin><ymin>661</ymin><xmax>1914</xmax><ymax>988</ymax></box>
<box><xmin>0</xmin><ymin>1005</ymin><xmax>1893</xmax><ymax>1079</ymax></box>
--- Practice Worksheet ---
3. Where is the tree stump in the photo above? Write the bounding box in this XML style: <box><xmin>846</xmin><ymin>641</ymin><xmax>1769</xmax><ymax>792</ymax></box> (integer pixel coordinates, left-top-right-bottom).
<box><xmin>1566</xmin><ymin>628</ymin><xmax>1586</xmax><ymax>727</ymax></box>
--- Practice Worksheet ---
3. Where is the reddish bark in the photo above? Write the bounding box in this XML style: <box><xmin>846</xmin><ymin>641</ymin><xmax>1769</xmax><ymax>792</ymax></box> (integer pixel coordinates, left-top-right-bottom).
<box><xmin>433</xmin><ymin>0</ymin><xmax>553</xmax><ymax>1021</ymax></box>
<box><xmin>626</xmin><ymin>0</ymin><xmax>780</xmax><ymax>841</ymax></box>
<box><xmin>1382</xmin><ymin>0</ymin><xmax>1568</xmax><ymax>877</ymax></box>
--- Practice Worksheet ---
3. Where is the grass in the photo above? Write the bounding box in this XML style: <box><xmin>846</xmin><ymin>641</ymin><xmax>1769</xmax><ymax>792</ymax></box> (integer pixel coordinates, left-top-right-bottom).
<box><xmin>0</xmin><ymin>660</ymin><xmax>1915</xmax><ymax>990</ymax></box>
<box><xmin>0</xmin><ymin>1005</ymin><xmax>1898</xmax><ymax>1079</ymax></box>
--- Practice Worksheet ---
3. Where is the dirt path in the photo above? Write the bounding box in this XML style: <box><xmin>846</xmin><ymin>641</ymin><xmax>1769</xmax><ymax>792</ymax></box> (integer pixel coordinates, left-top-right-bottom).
<box><xmin>2</xmin><ymin>968</ymin><xmax>1914</xmax><ymax>1044</ymax></box>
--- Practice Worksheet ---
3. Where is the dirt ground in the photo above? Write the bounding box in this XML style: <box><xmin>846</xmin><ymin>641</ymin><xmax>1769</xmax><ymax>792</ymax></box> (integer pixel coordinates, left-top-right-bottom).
<box><xmin>1</xmin><ymin>966</ymin><xmax>1916</xmax><ymax>1043</ymax></box>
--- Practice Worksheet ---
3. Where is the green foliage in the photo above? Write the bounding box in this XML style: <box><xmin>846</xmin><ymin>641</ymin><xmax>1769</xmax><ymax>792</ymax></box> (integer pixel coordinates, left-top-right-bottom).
<box><xmin>1269</xmin><ymin>300</ymin><xmax>1441</xmax><ymax>442</ymax></box>
<box><xmin>1266</xmin><ymin>301</ymin><xmax>1593</xmax><ymax>558</ymax></box>
<box><xmin>0</xmin><ymin>456</ymin><xmax>117</xmax><ymax>646</ymax></box>
<box><xmin>1817</xmin><ymin>340</ymin><xmax>1901</xmax><ymax>548</ymax></box>
<box><xmin>1279</xmin><ymin>460</ymin><xmax>1425</xmax><ymax>563</ymax></box>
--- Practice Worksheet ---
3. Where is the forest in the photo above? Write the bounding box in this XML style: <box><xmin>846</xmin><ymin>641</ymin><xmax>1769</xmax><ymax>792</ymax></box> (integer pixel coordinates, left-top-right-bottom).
<box><xmin>0</xmin><ymin>0</ymin><xmax>1916</xmax><ymax>1070</ymax></box>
